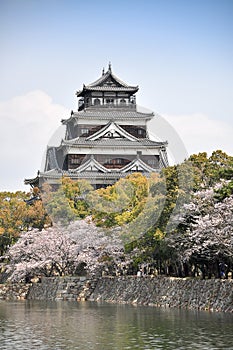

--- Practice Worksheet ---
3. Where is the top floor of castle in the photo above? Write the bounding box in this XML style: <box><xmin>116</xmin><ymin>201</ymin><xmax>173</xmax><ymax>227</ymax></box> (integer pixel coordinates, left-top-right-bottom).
<box><xmin>76</xmin><ymin>63</ymin><xmax>139</xmax><ymax>111</ymax></box>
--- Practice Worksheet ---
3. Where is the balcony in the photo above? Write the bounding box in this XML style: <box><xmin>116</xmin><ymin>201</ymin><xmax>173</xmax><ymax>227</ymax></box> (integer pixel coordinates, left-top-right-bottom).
<box><xmin>78</xmin><ymin>101</ymin><xmax>137</xmax><ymax>112</ymax></box>
<box><xmin>88</xmin><ymin>103</ymin><xmax>136</xmax><ymax>110</ymax></box>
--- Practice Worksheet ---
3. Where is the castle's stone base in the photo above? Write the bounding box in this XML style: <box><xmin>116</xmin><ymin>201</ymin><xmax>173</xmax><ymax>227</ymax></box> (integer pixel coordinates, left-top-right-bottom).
<box><xmin>0</xmin><ymin>276</ymin><xmax>232</xmax><ymax>313</ymax></box>
<box><xmin>89</xmin><ymin>276</ymin><xmax>233</xmax><ymax>313</ymax></box>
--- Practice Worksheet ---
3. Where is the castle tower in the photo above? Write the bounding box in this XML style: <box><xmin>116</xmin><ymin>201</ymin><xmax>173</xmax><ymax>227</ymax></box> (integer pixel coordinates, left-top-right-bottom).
<box><xmin>25</xmin><ymin>64</ymin><xmax>168</xmax><ymax>188</ymax></box>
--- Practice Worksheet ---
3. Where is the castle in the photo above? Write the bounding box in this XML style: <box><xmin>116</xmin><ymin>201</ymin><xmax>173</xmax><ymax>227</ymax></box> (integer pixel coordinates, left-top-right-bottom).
<box><xmin>25</xmin><ymin>64</ymin><xmax>168</xmax><ymax>189</ymax></box>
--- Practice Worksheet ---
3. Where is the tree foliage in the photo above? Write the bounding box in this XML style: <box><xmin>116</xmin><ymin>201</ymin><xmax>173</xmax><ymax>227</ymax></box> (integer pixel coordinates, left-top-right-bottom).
<box><xmin>0</xmin><ymin>190</ymin><xmax>51</xmax><ymax>255</ymax></box>
<box><xmin>1</xmin><ymin>149</ymin><xmax>232</xmax><ymax>280</ymax></box>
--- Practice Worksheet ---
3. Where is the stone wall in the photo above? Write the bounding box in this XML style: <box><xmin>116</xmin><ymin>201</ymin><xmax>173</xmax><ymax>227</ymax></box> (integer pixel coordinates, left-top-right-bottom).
<box><xmin>90</xmin><ymin>276</ymin><xmax>233</xmax><ymax>313</ymax></box>
<box><xmin>0</xmin><ymin>276</ymin><xmax>232</xmax><ymax>313</ymax></box>
<box><xmin>0</xmin><ymin>277</ymin><xmax>97</xmax><ymax>302</ymax></box>
<box><xmin>0</xmin><ymin>283</ymin><xmax>31</xmax><ymax>300</ymax></box>
<box><xmin>27</xmin><ymin>277</ymin><xmax>98</xmax><ymax>301</ymax></box>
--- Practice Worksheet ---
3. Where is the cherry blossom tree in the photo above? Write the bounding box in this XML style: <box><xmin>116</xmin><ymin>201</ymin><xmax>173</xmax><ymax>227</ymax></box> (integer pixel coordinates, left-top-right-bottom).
<box><xmin>4</xmin><ymin>218</ymin><xmax>124</xmax><ymax>282</ymax></box>
<box><xmin>166</xmin><ymin>185</ymin><xmax>233</xmax><ymax>278</ymax></box>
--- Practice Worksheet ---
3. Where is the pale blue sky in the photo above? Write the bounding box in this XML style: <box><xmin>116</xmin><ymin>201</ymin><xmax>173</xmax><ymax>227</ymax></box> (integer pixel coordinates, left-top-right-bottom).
<box><xmin>0</xmin><ymin>0</ymin><xmax>233</xmax><ymax>191</ymax></box>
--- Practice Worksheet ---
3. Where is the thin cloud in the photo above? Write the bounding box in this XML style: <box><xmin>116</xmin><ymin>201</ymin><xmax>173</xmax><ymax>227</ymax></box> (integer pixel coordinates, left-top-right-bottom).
<box><xmin>0</xmin><ymin>91</ymin><xmax>69</xmax><ymax>191</ymax></box>
<box><xmin>162</xmin><ymin>113</ymin><xmax>233</xmax><ymax>157</ymax></box>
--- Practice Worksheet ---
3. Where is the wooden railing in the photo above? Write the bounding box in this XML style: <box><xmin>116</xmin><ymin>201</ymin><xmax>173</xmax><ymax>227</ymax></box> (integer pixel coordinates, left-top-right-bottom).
<box><xmin>81</xmin><ymin>103</ymin><xmax>137</xmax><ymax>110</ymax></box>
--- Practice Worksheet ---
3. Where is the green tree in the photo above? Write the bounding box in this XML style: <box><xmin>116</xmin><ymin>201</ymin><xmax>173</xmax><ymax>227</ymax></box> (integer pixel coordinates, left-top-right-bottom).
<box><xmin>41</xmin><ymin>183</ymin><xmax>77</xmax><ymax>225</ymax></box>
<box><xmin>61</xmin><ymin>177</ymin><xmax>93</xmax><ymax>218</ymax></box>
<box><xmin>87</xmin><ymin>173</ymin><xmax>150</xmax><ymax>227</ymax></box>
<box><xmin>0</xmin><ymin>190</ymin><xmax>51</xmax><ymax>255</ymax></box>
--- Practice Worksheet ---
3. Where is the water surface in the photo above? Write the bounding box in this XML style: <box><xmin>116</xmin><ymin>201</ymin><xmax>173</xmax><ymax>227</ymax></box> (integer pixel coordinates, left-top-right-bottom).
<box><xmin>0</xmin><ymin>301</ymin><xmax>232</xmax><ymax>349</ymax></box>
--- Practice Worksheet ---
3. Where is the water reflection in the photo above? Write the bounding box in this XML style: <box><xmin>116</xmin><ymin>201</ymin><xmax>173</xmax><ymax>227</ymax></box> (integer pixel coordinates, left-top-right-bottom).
<box><xmin>0</xmin><ymin>301</ymin><xmax>232</xmax><ymax>350</ymax></box>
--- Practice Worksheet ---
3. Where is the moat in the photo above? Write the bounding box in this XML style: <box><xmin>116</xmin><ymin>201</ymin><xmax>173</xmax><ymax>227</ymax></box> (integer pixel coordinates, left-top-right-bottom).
<box><xmin>0</xmin><ymin>300</ymin><xmax>232</xmax><ymax>350</ymax></box>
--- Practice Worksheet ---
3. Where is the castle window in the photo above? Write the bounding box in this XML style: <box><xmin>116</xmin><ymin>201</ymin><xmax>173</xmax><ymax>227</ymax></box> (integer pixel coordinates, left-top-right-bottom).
<box><xmin>106</xmin><ymin>98</ymin><xmax>114</xmax><ymax>104</ymax></box>
<box><xmin>104</xmin><ymin>158</ymin><xmax>130</xmax><ymax>168</ymax></box>
<box><xmin>68</xmin><ymin>154</ymin><xmax>86</xmax><ymax>165</ymax></box>
<box><xmin>137</xmin><ymin>128</ymin><xmax>146</xmax><ymax>138</ymax></box>
<box><xmin>94</xmin><ymin>98</ymin><xmax>100</xmax><ymax>105</ymax></box>
<box><xmin>147</xmin><ymin>158</ymin><xmax>157</xmax><ymax>166</ymax></box>
<box><xmin>80</xmin><ymin>128</ymin><xmax>89</xmax><ymax>136</ymax></box>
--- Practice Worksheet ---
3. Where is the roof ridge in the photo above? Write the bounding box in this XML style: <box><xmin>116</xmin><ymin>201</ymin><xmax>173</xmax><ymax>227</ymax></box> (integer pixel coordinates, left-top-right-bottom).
<box><xmin>85</xmin><ymin>65</ymin><xmax>136</xmax><ymax>88</ymax></box>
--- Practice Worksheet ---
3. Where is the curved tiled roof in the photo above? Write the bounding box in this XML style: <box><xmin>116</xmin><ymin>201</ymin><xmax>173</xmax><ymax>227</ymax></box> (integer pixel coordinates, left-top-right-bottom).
<box><xmin>39</xmin><ymin>168</ymin><xmax>160</xmax><ymax>180</ymax></box>
<box><xmin>76</xmin><ymin>65</ymin><xmax>138</xmax><ymax>96</ymax></box>
<box><xmin>86</xmin><ymin>121</ymin><xmax>138</xmax><ymax>142</ymax></box>
<box><xmin>70</xmin><ymin>156</ymin><xmax>110</xmax><ymax>173</ymax></box>
<box><xmin>120</xmin><ymin>157</ymin><xmax>156</xmax><ymax>173</ymax></box>
<box><xmin>24</xmin><ymin>176</ymin><xmax>39</xmax><ymax>186</ymax></box>
<box><xmin>62</xmin><ymin>138</ymin><xmax>167</xmax><ymax>148</ymax></box>
<box><xmin>86</xmin><ymin>64</ymin><xmax>136</xmax><ymax>89</ymax></box>
<box><xmin>82</xmin><ymin>86</ymin><xmax>138</xmax><ymax>92</ymax></box>
<box><xmin>69</xmin><ymin>109</ymin><xmax>154</xmax><ymax>121</ymax></box>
